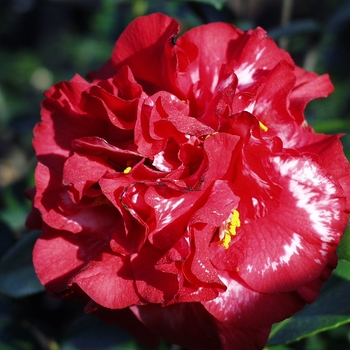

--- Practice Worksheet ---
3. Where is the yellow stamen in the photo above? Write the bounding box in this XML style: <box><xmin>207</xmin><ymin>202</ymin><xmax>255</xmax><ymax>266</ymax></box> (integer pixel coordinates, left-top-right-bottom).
<box><xmin>220</xmin><ymin>209</ymin><xmax>241</xmax><ymax>249</ymax></box>
<box><xmin>228</xmin><ymin>209</ymin><xmax>241</xmax><ymax>235</ymax></box>
<box><xmin>259</xmin><ymin>121</ymin><xmax>268</xmax><ymax>132</ymax></box>
<box><xmin>222</xmin><ymin>233</ymin><xmax>232</xmax><ymax>249</ymax></box>
<box><xmin>123</xmin><ymin>166</ymin><xmax>132</xmax><ymax>174</ymax></box>
<box><xmin>301</xmin><ymin>120</ymin><xmax>308</xmax><ymax>128</ymax></box>
<box><xmin>205</xmin><ymin>131</ymin><xmax>218</xmax><ymax>139</ymax></box>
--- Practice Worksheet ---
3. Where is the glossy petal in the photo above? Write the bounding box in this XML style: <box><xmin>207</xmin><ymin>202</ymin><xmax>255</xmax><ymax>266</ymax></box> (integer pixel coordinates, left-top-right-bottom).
<box><xmin>33</xmin><ymin>226</ymin><xmax>108</xmax><ymax>295</ymax></box>
<box><xmin>29</xmin><ymin>13</ymin><xmax>350</xmax><ymax>350</ymax></box>
<box><xmin>111</xmin><ymin>13</ymin><xmax>179</xmax><ymax>92</ymax></box>
<box><xmin>70</xmin><ymin>252</ymin><xmax>140</xmax><ymax>309</ymax></box>
<box><xmin>131</xmin><ymin>242</ymin><xmax>180</xmax><ymax>304</ymax></box>
<box><xmin>177</xmin><ymin>21</ymin><xmax>243</xmax><ymax>93</ymax></box>
<box><xmin>211</xmin><ymin>155</ymin><xmax>347</xmax><ymax>293</ymax></box>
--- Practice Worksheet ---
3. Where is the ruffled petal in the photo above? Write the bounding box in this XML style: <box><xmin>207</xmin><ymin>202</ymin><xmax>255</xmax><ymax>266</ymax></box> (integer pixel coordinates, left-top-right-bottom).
<box><xmin>33</xmin><ymin>226</ymin><xmax>108</xmax><ymax>296</ymax></box>
<box><xmin>70</xmin><ymin>252</ymin><xmax>140</xmax><ymax>309</ymax></box>
<box><xmin>211</xmin><ymin>154</ymin><xmax>347</xmax><ymax>294</ymax></box>
<box><xmin>111</xmin><ymin>13</ymin><xmax>179</xmax><ymax>92</ymax></box>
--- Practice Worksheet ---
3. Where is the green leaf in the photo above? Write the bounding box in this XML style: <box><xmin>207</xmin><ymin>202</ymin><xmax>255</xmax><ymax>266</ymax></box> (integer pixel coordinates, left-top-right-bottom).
<box><xmin>333</xmin><ymin>260</ymin><xmax>350</xmax><ymax>281</ymax></box>
<box><xmin>264</xmin><ymin>345</ymin><xmax>293</xmax><ymax>350</ymax></box>
<box><xmin>0</xmin><ymin>231</ymin><xmax>44</xmax><ymax>298</ymax></box>
<box><xmin>267</xmin><ymin>279</ymin><xmax>350</xmax><ymax>346</ymax></box>
<box><xmin>337</xmin><ymin>225</ymin><xmax>350</xmax><ymax>263</ymax></box>
<box><xmin>177</xmin><ymin>0</ymin><xmax>226</xmax><ymax>10</ymax></box>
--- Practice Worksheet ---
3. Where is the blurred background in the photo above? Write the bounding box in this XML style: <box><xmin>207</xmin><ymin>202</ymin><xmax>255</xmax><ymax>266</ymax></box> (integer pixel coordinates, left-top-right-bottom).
<box><xmin>0</xmin><ymin>0</ymin><xmax>350</xmax><ymax>349</ymax></box>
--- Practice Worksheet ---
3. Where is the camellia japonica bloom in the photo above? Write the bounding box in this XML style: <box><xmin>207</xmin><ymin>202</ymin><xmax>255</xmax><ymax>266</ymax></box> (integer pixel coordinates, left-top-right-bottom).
<box><xmin>27</xmin><ymin>13</ymin><xmax>350</xmax><ymax>350</ymax></box>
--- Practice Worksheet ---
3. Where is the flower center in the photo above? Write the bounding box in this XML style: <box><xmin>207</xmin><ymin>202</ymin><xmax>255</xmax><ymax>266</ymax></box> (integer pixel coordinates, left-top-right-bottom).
<box><xmin>219</xmin><ymin>209</ymin><xmax>241</xmax><ymax>249</ymax></box>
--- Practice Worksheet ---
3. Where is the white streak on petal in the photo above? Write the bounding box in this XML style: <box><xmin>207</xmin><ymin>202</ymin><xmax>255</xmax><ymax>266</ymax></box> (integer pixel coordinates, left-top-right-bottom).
<box><xmin>273</xmin><ymin>156</ymin><xmax>340</xmax><ymax>243</ymax></box>
<box><xmin>235</xmin><ymin>62</ymin><xmax>256</xmax><ymax>88</ymax></box>
<box><xmin>235</xmin><ymin>48</ymin><xmax>265</xmax><ymax>90</ymax></box>
<box><xmin>245</xmin><ymin>101</ymin><xmax>256</xmax><ymax>113</ymax></box>
<box><xmin>152</xmin><ymin>152</ymin><xmax>171</xmax><ymax>172</ymax></box>
<box><xmin>198</xmin><ymin>260</ymin><xmax>210</xmax><ymax>274</ymax></box>
<box><xmin>279</xmin><ymin>233</ymin><xmax>302</xmax><ymax>264</ymax></box>
<box><xmin>153</xmin><ymin>197</ymin><xmax>185</xmax><ymax>225</ymax></box>
<box><xmin>255</xmin><ymin>47</ymin><xmax>265</xmax><ymax>60</ymax></box>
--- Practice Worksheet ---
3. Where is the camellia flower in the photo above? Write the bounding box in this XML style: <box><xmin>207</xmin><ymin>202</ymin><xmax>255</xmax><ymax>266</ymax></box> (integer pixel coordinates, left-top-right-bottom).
<box><xmin>27</xmin><ymin>13</ymin><xmax>350</xmax><ymax>350</ymax></box>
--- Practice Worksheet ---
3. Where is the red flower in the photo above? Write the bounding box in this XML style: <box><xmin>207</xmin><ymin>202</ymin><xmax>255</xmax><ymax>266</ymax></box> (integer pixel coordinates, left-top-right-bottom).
<box><xmin>28</xmin><ymin>13</ymin><xmax>350</xmax><ymax>350</ymax></box>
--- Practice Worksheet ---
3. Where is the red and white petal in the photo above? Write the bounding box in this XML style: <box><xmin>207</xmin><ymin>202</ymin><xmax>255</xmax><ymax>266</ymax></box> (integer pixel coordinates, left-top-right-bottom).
<box><xmin>211</xmin><ymin>154</ymin><xmax>347</xmax><ymax>294</ymax></box>
<box><xmin>203</xmin><ymin>272</ymin><xmax>304</xmax><ymax>328</ymax></box>
<box><xmin>231</xmin><ymin>27</ymin><xmax>293</xmax><ymax>91</ymax></box>
<box><xmin>178</xmin><ymin>22</ymin><xmax>243</xmax><ymax>93</ymax></box>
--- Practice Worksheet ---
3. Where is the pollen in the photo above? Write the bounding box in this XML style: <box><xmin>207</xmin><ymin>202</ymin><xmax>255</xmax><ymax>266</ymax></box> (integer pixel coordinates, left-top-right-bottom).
<box><xmin>205</xmin><ymin>131</ymin><xmax>218</xmax><ymax>139</ymax></box>
<box><xmin>259</xmin><ymin>121</ymin><xmax>268</xmax><ymax>132</ymax></box>
<box><xmin>123</xmin><ymin>166</ymin><xmax>132</xmax><ymax>174</ymax></box>
<box><xmin>219</xmin><ymin>209</ymin><xmax>241</xmax><ymax>249</ymax></box>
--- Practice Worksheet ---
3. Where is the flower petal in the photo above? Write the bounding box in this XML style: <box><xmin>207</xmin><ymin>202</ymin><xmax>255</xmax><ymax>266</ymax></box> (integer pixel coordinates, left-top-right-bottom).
<box><xmin>111</xmin><ymin>13</ymin><xmax>179</xmax><ymax>91</ymax></box>
<box><xmin>131</xmin><ymin>242</ymin><xmax>180</xmax><ymax>304</ymax></box>
<box><xmin>70</xmin><ymin>252</ymin><xmax>140</xmax><ymax>309</ymax></box>
<box><xmin>33</xmin><ymin>226</ymin><xmax>108</xmax><ymax>296</ymax></box>
<box><xmin>212</xmin><ymin>155</ymin><xmax>347</xmax><ymax>294</ymax></box>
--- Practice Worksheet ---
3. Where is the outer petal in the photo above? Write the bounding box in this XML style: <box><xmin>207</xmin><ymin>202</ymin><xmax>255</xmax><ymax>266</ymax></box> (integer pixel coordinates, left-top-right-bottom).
<box><xmin>34</xmin><ymin>75</ymin><xmax>105</xmax><ymax>169</ymax></box>
<box><xmin>203</xmin><ymin>272</ymin><xmax>304</xmax><ymax>328</ymax></box>
<box><xmin>212</xmin><ymin>154</ymin><xmax>347</xmax><ymax>294</ymax></box>
<box><xmin>203</xmin><ymin>272</ymin><xmax>304</xmax><ymax>349</ymax></box>
<box><xmin>251</xmin><ymin>61</ymin><xmax>297</xmax><ymax>146</ymax></box>
<box><xmin>289</xmin><ymin>67</ymin><xmax>334</xmax><ymax>124</ymax></box>
<box><xmin>69</xmin><ymin>252</ymin><xmax>140</xmax><ymax>309</ymax></box>
<box><xmin>34</xmin><ymin>162</ymin><xmax>118</xmax><ymax>240</ymax></box>
<box><xmin>111</xmin><ymin>13</ymin><xmax>179</xmax><ymax>91</ymax></box>
<box><xmin>298</xmin><ymin>134</ymin><xmax>350</xmax><ymax>212</ymax></box>
<box><xmin>231</xmin><ymin>27</ymin><xmax>293</xmax><ymax>85</ymax></box>
<box><xmin>33</xmin><ymin>226</ymin><xmax>108</xmax><ymax>295</ymax></box>
<box><xmin>177</xmin><ymin>21</ymin><xmax>243</xmax><ymax>93</ymax></box>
